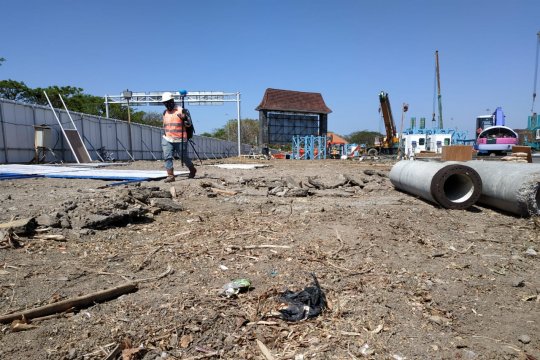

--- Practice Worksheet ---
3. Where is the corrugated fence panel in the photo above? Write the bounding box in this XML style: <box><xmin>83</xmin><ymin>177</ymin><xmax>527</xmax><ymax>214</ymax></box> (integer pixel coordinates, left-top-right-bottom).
<box><xmin>3</xmin><ymin>101</ymin><xmax>35</xmax><ymax>163</ymax></box>
<box><xmin>80</xmin><ymin>116</ymin><xmax>102</xmax><ymax>161</ymax></box>
<box><xmin>0</xmin><ymin>99</ymin><xmax>251</xmax><ymax>164</ymax></box>
<box><xmin>0</xmin><ymin>101</ymin><xmax>5</xmax><ymax>163</ymax></box>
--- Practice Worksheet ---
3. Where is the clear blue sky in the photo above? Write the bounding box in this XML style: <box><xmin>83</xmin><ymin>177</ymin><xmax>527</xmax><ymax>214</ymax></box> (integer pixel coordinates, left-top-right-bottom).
<box><xmin>1</xmin><ymin>0</ymin><xmax>539</xmax><ymax>137</ymax></box>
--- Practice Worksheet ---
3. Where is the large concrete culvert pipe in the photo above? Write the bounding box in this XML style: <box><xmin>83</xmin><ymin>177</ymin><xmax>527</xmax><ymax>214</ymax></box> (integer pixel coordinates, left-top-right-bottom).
<box><xmin>465</xmin><ymin>161</ymin><xmax>540</xmax><ymax>217</ymax></box>
<box><xmin>389</xmin><ymin>161</ymin><xmax>482</xmax><ymax>210</ymax></box>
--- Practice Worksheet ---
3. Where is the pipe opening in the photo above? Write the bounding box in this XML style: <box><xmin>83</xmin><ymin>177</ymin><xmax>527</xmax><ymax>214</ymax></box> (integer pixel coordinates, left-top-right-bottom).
<box><xmin>443</xmin><ymin>173</ymin><xmax>475</xmax><ymax>203</ymax></box>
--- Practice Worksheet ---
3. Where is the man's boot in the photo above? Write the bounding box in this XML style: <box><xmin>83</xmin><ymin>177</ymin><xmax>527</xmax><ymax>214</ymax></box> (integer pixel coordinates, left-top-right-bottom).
<box><xmin>188</xmin><ymin>165</ymin><xmax>197</xmax><ymax>178</ymax></box>
<box><xmin>164</xmin><ymin>168</ymin><xmax>175</xmax><ymax>183</ymax></box>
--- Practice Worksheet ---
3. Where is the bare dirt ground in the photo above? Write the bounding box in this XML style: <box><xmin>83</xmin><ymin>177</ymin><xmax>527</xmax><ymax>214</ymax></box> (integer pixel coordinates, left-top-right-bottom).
<box><xmin>0</xmin><ymin>158</ymin><xmax>539</xmax><ymax>360</ymax></box>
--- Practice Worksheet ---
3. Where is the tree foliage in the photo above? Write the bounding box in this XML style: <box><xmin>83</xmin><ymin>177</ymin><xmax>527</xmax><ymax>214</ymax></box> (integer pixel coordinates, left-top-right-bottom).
<box><xmin>0</xmin><ymin>79</ymin><xmax>29</xmax><ymax>101</ymax></box>
<box><xmin>345</xmin><ymin>130</ymin><xmax>382</xmax><ymax>146</ymax></box>
<box><xmin>203</xmin><ymin>118</ymin><xmax>259</xmax><ymax>145</ymax></box>
<box><xmin>0</xmin><ymin>79</ymin><xmax>154</xmax><ymax>126</ymax></box>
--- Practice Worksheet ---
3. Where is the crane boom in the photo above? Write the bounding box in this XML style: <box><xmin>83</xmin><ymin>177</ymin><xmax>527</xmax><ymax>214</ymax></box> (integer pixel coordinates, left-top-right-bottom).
<box><xmin>379</xmin><ymin>91</ymin><xmax>397</xmax><ymax>149</ymax></box>
<box><xmin>532</xmin><ymin>31</ymin><xmax>540</xmax><ymax>114</ymax></box>
<box><xmin>435</xmin><ymin>50</ymin><xmax>443</xmax><ymax>129</ymax></box>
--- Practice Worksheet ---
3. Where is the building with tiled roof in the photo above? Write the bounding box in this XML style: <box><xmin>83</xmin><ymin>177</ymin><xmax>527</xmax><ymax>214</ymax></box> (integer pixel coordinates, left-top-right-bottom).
<box><xmin>256</xmin><ymin>88</ymin><xmax>331</xmax><ymax>145</ymax></box>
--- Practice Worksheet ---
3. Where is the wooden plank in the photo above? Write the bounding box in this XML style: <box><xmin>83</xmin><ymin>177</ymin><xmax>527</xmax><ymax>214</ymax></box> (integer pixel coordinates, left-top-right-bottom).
<box><xmin>0</xmin><ymin>282</ymin><xmax>138</xmax><ymax>324</ymax></box>
<box><xmin>512</xmin><ymin>145</ymin><xmax>532</xmax><ymax>163</ymax></box>
<box><xmin>65</xmin><ymin>129</ymin><xmax>92</xmax><ymax>163</ymax></box>
<box><xmin>441</xmin><ymin>145</ymin><xmax>473</xmax><ymax>162</ymax></box>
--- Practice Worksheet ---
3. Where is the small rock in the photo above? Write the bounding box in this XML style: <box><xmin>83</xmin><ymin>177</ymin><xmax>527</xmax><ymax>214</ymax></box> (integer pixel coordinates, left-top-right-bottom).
<box><xmin>524</xmin><ymin>248</ymin><xmax>537</xmax><ymax>257</ymax></box>
<box><xmin>461</xmin><ymin>349</ymin><xmax>477</xmax><ymax>359</ymax></box>
<box><xmin>0</xmin><ymin>217</ymin><xmax>37</xmax><ymax>235</ymax></box>
<box><xmin>150</xmin><ymin>190</ymin><xmax>172</xmax><ymax>199</ymax></box>
<box><xmin>149</xmin><ymin>198</ymin><xmax>184</xmax><ymax>212</ymax></box>
<box><xmin>269</xmin><ymin>186</ymin><xmax>284</xmax><ymax>195</ymax></box>
<box><xmin>284</xmin><ymin>188</ymin><xmax>310</xmax><ymax>197</ymax></box>
<box><xmin>60</xmin><ymin>218</ymin><xmax>71</xmax><ymax>229</ymax></box>
<box><xmin>359</xmin><ymin>343</ymin><xmax>374</xmax><ymax>356</ymax></box>
<box><xmin>363</xmin><ymin>169</ymin><xmax>376</xmax><ymax>176</ymax></box>
<box><xmin>67</xmin><ymin>348</ymin><xmax>77</xmax><ymax>360</ymax></box>
<box><xmin>512</xmin><ymin>279</ymin><xmax>525</xmax><ymax>287</ymax></box>
<box><xmin>429</xmin><ymin>315</ymin><xmax>450</xmax><ymax>326</ymax></box>
<box><xmin>148</xmin><ymin>207</ymin><xmax>162</xmax><ymax>215</ymax></box>
<box><xmin>518</xmin><ymin>335</ymin><xmax>531</xmax><ymax>344</ymax></box>
<box><xmin>224</xmin><ymin>335</ymin><xmax>235</xmax><ymax>345</ymax></box>
<box><xmin>36</xmin><ymin>214</ymin><xmax>60</xmax><ymax>227</ymax></box>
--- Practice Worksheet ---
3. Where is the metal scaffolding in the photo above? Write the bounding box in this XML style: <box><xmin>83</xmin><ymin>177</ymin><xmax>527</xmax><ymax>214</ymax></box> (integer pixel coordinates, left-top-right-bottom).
<box><xmin>104</xmin><ymin>91</ymin><xmax>242</xmax><ymax>156</ymax></box>
<box><xmin>292</xmin><ymin>135</ymin><xmax>327</xmax><ymax>160</ymax></box>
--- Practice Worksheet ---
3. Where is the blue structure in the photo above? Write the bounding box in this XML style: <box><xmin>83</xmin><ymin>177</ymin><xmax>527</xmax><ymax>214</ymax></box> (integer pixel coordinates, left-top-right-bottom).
<box><xmin>292</xmin><ymin>135</ymin><xmax>327</xmax><ymax>159</ymax></box>
<box><xmin>524</xmin><ymin>114</ymin><xmax>540</xmax><ymax>150</ymax></box>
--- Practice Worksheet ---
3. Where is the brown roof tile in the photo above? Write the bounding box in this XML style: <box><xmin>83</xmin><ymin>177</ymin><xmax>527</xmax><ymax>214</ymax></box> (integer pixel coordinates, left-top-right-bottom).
<box><xmin>255</xmin><ymin>88</ymin><xmax>332</xmax><ymax>114</ymax></box>
<box><xmin>327</xmin><ymin>132</ymin><xmax>348</xmax><ymax>144</ymax></box>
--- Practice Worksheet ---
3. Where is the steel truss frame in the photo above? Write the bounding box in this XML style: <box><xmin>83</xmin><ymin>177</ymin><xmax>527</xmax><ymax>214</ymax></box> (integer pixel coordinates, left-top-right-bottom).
<box><xmin>104</xmin><ymin>91</ymin><xmax>242</xmax><ymax>156</ymax></box>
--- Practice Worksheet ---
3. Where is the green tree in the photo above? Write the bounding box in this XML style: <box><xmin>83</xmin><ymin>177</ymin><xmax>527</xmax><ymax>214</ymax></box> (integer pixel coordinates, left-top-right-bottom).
<box><xmin>212</xmin><ymin>127</ymin><xmax>227</xmax><ymax>140</ymax></box>
<box><xmin>26</xmin><ymin>85</ymin><xmax>84</xmax><ymax>107</ymax></box>
<box><xmin>0</xmin><ymin>79</ymin><xmax>30</xmax><ymax>101</ymax></box>
<box><xmin>140</xmin><ymin>112</ymin><xmax>163</xmax><ymax>127</ymax></box>
<box><xmin>204</xmin><ymin>118</ymin><xmax>259</xmax><ymax>144</ymax></box>
<box><xmin>345</xmin><ymin>130</ymin><xmax>383</xmax><ymax>146</ymax></box>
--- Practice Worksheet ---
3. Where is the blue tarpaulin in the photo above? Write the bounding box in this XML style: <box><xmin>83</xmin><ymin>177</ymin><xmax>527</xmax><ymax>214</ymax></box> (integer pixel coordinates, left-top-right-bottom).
<box><xmin>0</xmin><ymin>165</ymin><xmax>188</xmax><ymax>182</ymax></box>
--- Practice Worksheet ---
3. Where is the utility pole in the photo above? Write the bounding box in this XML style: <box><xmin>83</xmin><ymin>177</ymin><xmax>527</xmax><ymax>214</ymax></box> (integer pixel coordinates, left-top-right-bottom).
<box><xmin>398</xmin><ymin>102</ymin><xmax>409</xmax><ymax>158</ymax></box>
<box><xmin>123</xmin><ymin>89</ymin><xmax>133</xmax><ymax>158</ymax></box>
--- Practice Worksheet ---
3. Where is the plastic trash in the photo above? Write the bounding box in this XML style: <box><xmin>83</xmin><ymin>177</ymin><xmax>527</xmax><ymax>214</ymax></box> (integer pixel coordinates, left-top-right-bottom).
<box><xmin>278</xmin><ymin>273</ymin><xmax>326</xmax><ymax>321</ymax></box>
<box><xmin>221</xmin><ymin>278</ymin><xmax>251</xmax><ymax>298</ymax></box>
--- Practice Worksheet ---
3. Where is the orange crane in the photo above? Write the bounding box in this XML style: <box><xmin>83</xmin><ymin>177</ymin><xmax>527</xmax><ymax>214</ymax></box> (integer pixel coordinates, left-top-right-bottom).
<box><xmin>368</xmin><ymin>91</ymin><xmax>400</xmax><ymax>155</ymax></box>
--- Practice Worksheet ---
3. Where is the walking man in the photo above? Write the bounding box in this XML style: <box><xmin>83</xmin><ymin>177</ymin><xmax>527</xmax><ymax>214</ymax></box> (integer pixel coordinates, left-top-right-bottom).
<box><xmin>161</xmin><ymin>92</ymin><xmax>196</xmax><ymax>182</ymax></box>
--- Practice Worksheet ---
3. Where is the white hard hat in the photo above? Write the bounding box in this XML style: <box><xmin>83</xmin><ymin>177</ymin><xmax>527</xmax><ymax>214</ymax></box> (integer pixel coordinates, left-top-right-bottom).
<box><xmin>161</xmin><ymin>92</ymin><xmax>174</xmax><ymax>102</ymax></box>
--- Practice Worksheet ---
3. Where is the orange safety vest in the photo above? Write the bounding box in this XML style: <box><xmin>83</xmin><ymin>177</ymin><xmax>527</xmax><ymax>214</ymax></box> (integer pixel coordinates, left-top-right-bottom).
<box><xmin>163</xmin><ymin>107</ymin><xmax>186</xmax><ymax>140</ymax></box>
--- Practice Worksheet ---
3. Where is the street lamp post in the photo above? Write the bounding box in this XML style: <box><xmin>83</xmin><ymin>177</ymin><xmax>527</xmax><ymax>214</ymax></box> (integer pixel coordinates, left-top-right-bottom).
<box><xmin>123</xmin><ymin>89</ymin><xmax>133</xmax><ymax>159</ymax></box>
<box><xmin>398</xmin><ymin>102</ymin><xmax>409</xmax><ymax>158</ymax></box>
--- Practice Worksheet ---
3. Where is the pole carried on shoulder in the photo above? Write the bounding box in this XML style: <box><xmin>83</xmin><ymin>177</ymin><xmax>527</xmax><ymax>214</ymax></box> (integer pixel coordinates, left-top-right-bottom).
<box><xmin>179</xmin><ymin>89</ymin><xmax>187</xmax><ymax>167</ymax></box>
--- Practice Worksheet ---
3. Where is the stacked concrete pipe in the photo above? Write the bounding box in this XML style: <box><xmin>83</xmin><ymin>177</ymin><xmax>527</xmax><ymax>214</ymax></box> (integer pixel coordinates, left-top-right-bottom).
<box><xmin>465</xmin><ymin>161</ymin><xmax>540</xmax><ymax>216</ymax></box>
<box><xmin>389</xmin><ymin>160</ymin><xmax>482</xmax><ymax>210</ymax></box>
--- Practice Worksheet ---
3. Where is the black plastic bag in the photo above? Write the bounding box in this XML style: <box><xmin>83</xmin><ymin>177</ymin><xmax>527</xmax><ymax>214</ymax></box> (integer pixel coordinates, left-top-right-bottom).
<box><xmin>278</xmin><ymin>273</ymin><xmax>326</xmax><ymax>322</ymax></box>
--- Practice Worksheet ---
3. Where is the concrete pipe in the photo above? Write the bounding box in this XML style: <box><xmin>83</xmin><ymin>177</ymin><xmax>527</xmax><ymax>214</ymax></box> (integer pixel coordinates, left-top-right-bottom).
<box><xmin>389</xmin><ymin>160</ymin><xmax>482</xmax><ymax>210</ymax></box>
<box><xmin>465</xmin><ymin>161</ymin><xmax>540</xmax><ymax>216</ymax></box>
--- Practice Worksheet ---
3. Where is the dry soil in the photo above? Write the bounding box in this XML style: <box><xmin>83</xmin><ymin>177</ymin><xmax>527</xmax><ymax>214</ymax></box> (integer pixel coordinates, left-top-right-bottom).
<box><xmin>0</xmin><ymin>158</ymin><xmax>538</xmax><ymax>360</ymax></box>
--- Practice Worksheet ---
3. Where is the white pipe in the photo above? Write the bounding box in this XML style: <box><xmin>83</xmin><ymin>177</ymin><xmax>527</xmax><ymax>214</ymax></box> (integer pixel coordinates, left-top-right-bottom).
<box><xmin>390</xmin><ymin>160</ymin><xmax>482</xmax><ymax>210</ymax></box>
<box><xmin>466</xmin><ymin>161</ymin><xmax>540</xmax><ymax>216</ymax></box>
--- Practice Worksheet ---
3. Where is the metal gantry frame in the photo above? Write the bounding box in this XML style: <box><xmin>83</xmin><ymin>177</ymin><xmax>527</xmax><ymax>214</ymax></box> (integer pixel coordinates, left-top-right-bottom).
<box><xmin>104</xmin><ymin>91</ymin><xmax>242</xmax><ymax>156</ymax></box>
<box><xmin>292</xmin><ymin>135</ymin><xmax>327</xmax><ymax>160</ymax></box>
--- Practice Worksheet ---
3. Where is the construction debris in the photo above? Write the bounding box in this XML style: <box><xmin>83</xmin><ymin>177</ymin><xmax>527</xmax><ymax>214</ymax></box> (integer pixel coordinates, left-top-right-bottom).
<box><xmin>276</xmin><ymin>273</ymin><xmax>327</xmax><ymax>322</ymax></box>
<box><xmin>0</xmin><ymin>159</ymin><xmax>538</xmax><ymax>359</ymax></box>
<box><xmin>0</xmin><ymin>282</ymin><xmax>138</xmax><ymax>324</ymax></box>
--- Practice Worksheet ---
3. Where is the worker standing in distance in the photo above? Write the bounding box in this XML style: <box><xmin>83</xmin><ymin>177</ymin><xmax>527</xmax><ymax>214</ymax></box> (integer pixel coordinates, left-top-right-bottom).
<box><xmin>161</xmin><ymin>92</ymin><xmax>196</xmax><ymax>182</ymax></box>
